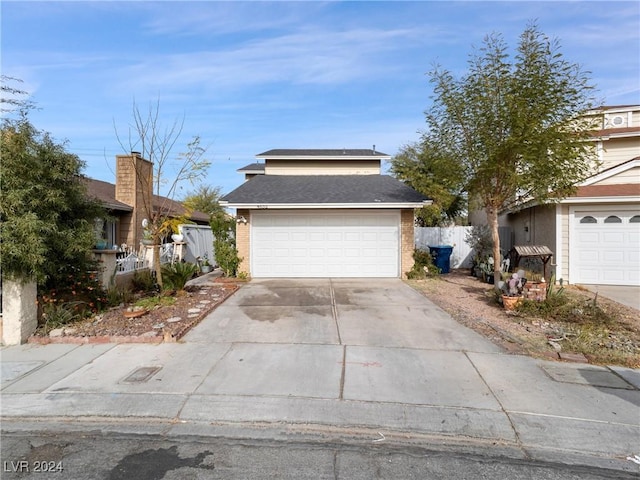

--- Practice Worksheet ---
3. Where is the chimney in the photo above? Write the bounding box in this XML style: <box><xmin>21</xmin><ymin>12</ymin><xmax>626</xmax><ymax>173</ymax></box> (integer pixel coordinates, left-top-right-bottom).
<box><xmin>115</xmin><ymin>152</ymin><xmax>153</xmax><ymax>246</ymax></box>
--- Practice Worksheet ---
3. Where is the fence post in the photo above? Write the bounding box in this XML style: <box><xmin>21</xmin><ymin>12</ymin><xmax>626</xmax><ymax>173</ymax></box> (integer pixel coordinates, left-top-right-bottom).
<box><xmin>92</xmin><ymin>249</ymin><xmax>117</xmax><ymax>289</ymax></box>
<box><xmin>1</xmin><ymin>277</ymin><xmax>37</xmax><ymax>345</ymax></box>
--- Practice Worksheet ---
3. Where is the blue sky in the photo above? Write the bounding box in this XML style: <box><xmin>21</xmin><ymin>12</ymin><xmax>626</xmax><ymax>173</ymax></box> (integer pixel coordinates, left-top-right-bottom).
<box><xmin>2</xmin><ymin>1</ymin><xmax>639</xmax><ymax>198</ymax></box>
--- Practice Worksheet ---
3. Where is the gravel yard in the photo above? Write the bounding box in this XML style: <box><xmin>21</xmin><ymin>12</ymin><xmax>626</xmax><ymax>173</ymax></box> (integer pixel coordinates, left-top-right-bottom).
<box><xmin>408</xmin><ymin>269</ymin><xmax>640</xmax><ymax>368</ymax></box>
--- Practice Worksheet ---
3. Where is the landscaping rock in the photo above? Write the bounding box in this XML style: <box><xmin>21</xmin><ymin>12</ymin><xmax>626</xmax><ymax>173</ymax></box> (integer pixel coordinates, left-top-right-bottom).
<box><xmin>49</xmin><ymin>328</ymin><xmax>64</xmax><ymax>338</ymax></box>
<box><xmin>166</xmin><ymin>317</ymin><xmax>182</xmax><ymax>323</ymax></box>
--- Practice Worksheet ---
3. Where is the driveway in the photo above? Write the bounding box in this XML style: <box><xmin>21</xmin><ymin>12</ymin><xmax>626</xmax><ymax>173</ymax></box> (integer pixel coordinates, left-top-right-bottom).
<box><xmin>579</xmin><ymin>284</ymin><xmax>640</xmax><ymax>311</ymax></box>
<box><xmin>183</xmin><ymin>278</ymin><xmax>501</xmax><ymax>351</ymax></box>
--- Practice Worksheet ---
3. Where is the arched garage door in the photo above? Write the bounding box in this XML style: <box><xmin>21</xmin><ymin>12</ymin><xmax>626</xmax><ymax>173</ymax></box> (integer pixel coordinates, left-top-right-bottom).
<box><xmin>570</xmin><ymin>207</ymin><xmax>640</xmax><ymax>286</ymax></box>
<box><xmin>251</xmin><ymin>210</ymin><xmax>400</xmax><ymax>277</ymax></box>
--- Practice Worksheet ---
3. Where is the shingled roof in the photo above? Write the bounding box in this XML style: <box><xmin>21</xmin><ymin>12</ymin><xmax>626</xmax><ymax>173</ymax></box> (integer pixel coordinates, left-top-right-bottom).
<box><xmin>221</xmin><ymin>175</ymin><xmax>429</xmax><ymax>206</ymax></box>
<box><xmin>84</xmin><ymin>177</ymin><xmax>210</xmax><ymax>222</ymax></box>
<box><xmin>256</xmin><ymin>148</ymin><xmax>390</xmax><ymax>158</ymax></box>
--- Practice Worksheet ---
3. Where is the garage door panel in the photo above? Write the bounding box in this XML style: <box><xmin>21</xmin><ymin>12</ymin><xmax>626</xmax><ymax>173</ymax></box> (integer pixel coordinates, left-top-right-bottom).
<box><xmin>251</xmin><ymin>210</ymin><xmax>399</xmax><ymax>277</ymax></box>
<box><xmin>602</xmin><ymin>251</ymin><xmax>624</xmax><ymax>262</ymax></box>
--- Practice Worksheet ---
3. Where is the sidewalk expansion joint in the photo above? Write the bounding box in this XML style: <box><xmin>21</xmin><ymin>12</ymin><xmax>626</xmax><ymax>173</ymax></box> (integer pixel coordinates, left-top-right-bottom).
<box><xmin>463</xmin><ymin>351</ymin><xmax>529</xmax><ymax>458</ymax></box>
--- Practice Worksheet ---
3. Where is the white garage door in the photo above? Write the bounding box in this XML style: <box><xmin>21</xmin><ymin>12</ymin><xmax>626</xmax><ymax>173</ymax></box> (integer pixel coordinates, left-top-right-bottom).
<box><xmin>571</xmin><ymin>207</ymin><xmax>640</xmax><ymax>285</ymax></box>
<box><xmin>251</xmin><ymin>210</ymin><xmax>400</xmax><ymax>277</ymax></box>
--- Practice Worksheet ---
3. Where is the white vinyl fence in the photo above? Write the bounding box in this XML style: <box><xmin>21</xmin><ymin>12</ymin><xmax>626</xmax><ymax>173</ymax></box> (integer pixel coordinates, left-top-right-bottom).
<box><xmin>179</xmin><ymin>224</ymin><xmax>215</xmax><ymax>265</ymax></box>
<box><xmin>415</xmin><ymin>226</ymin><xmax>513</xmax><ymax>269</ymax></box>
<box><xmin>415</xmin><ymin>226</ymin><xmax>474</xmax><ymax>268</ymax></box>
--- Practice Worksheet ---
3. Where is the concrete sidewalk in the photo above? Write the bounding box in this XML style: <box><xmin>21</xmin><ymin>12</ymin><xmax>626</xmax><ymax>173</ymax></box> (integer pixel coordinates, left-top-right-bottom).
<box><xmin>1</xmin><ymin>278</ymin><xmax>639</xmax><ymax>473</ymax></box>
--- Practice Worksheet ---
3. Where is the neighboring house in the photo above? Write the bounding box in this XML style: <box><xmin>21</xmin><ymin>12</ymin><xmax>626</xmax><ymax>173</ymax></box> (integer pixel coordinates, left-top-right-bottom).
<box><xmin>505</xmin><ymin>105</ymin><xmax>640</xmax><ymax>286</ymax></box>
<box><xmin>86</xmin><ymin>152</ymin><xmax>210</xmax><ymax>248</ymax></box>
<box><xmin>220</xmin><ymin>148</ymin><xmax>430</xmax><ymax>278</ymax></box>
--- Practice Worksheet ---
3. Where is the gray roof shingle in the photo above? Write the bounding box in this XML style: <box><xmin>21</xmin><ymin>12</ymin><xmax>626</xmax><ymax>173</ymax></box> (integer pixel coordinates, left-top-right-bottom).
<box><xmin>237</xmin><ymin>163</ymin><xmax>266</xmax><ymax>172</ymax></box>
<box><xmin>221</xmin><ymin>175</ymin><xmax>429</xmax><ymax>205</ymax></box>
<box><xmin>256</xmin><ymin>148</ymin><xmax>390</xmax><ymax>158</ymax></box>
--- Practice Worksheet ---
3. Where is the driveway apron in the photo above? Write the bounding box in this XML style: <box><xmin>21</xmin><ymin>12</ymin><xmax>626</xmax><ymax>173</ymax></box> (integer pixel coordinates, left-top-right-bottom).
<box><xmin>183</xmin><ymin>278</ymin><xmax>503</xmax><ymax>407</ymax></box>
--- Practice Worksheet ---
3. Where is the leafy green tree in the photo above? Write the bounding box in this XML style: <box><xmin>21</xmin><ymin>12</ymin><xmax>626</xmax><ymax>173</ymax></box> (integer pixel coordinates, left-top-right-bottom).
<box><xmin>183</xmin><ymin>185</ymin><xmax>225</xmax><ymax>217</ymax></box>
<box><xmin>419</xmin><ymin>23</ymin><xmax>598</xmax><ymax>286</ymax></box>
<box><xmin>391</xmin><ymin>142</ymin><xmax>466</xmax><ymax>226</ymax></box>
<box><xmin>210</xmin><ymin>211</ymin><xmax>241</xmax><ymax>277</ymax></box>
<box><xmin>1</xmin><ymin>109</ymin><xmax>105</xmax><ymax>288</ymax></box>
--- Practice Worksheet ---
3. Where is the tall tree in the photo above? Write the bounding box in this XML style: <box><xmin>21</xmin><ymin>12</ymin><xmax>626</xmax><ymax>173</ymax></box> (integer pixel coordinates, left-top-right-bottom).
<box><xmin>183</xmin><ymin>185</ymin><xmax>225</xmax><ymax>217</ymax></box>
<box><xmin>421</xmin><ymin>23</ymin><xmax>598</xmax><ymax>286</ymax></box>
<box><xmin>391</xmin><ymin>142</ymin><xmax>466</xmax><ymax>226</ymax></box>
<box><xmin>1</xmin><ymin>109</ymin><xmax>105</xmax><ymax>286</ymax></box>
<box><xmin>114</xmin><ymin>100</ymin><xmax>210</xmax><ymax>287</ymax></box>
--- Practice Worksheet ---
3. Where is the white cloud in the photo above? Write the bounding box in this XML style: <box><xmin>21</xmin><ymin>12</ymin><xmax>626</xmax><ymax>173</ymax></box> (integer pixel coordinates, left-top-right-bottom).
<box><xmin>114</xmin><ymin>26</ymin><xmax>421</xmax><ymax>93</ymax></box>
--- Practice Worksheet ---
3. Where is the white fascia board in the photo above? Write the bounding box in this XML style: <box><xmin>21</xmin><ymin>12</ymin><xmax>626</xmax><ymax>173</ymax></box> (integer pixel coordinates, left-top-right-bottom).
<box><xmin>219</xmin><ymin>201</ymin><xmax>431</xmax><ymax>209</ymax></box>
<box><xmin>559</xmin><ymin>195</ymin><xmax>640</xmax><ymax>204</ymax></box>
<box><xmin>255</xmin><ymin>155</ymin><xmax>391</xmax><ymax>161</ymax></box>
<box><xmin>579</xmin><ymin>158</ymin><xmax>640</xmax><ymax>186</ymax></box>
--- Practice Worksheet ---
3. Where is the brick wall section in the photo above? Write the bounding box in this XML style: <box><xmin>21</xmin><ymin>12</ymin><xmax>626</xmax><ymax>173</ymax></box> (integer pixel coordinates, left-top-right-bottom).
<box><xmin>236</xmin><ymin>209</ymin><xmax>251</xmax><ymax>277</ymax></box>
<box><xmin>400</xmin><ymin>209</ymin><xmax>415</xmax><ymax>278</ymax></box>
<box><xmin>115</xmin><ymin>154</ymin><xmax>153</xmax><ymax>246</ymax></box>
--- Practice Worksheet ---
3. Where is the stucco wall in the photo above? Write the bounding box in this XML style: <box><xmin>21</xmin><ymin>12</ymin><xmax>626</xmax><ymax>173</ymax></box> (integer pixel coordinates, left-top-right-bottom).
<box><xmin>1</xmin><ymin>279</ymin><xmax>37</xmax><ymax>345</ymax></box>
<box><xmin>507</xmin><ymin>204</ymin><xmax>557</xmax><ymax>275</ymax></box>
<box><xmin>265</xmin><ymin>160</ymin><xmax>380</xmax><ymax>175</ymax></box>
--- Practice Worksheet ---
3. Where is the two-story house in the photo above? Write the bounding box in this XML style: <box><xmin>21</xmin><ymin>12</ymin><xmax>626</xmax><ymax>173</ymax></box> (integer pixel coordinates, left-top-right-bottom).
<box><xmin>220</xmin><ymin>149</ymin><xmax>430</xmax><ymax>278</ymax></box>
<box><xmin>506</xmin><ymin>105</ymin><xmax>640</xmax><ymax>286</ymax></box>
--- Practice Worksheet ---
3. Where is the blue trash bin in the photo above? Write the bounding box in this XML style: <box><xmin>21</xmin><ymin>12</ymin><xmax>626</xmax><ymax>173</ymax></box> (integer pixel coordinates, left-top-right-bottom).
<box><xmin>429</xmin><ymin>245</ymin><xmax>454</xmax><ymax>274</ymax></box>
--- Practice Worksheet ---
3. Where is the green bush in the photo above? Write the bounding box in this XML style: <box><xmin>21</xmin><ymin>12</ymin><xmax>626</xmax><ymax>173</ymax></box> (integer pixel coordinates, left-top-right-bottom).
<box><xmin>39</xmin><ymin>301</ymin><xmax>84</xmax><ymax>333</ymax></box>
<box><xmin>38</xmin><ymin>267</ymin><xmax>107</xmax><ymax>316</ymax></box>
<box><xmin>407</xmin><ymin>249</ymin><xmax>440</xmax><ymax>279</ymax></box>
<box><xmin>134</xmin><ymin>295</ymin><xmax>176</xmax><ymax>310</ymax></box>
<box><xmin>161</xmin><ymin>262</ymin><xmax>198</xmax><ymax>291</ymax></box>
<box><xmin>214</xmin><ymin>238</ymin><xmax>242</xmax><ymax>277</ymax></box>
<box><xmin>131</xmin><ymin>270</ymin><xmax>158</xmax><ymax>293</ymax></box>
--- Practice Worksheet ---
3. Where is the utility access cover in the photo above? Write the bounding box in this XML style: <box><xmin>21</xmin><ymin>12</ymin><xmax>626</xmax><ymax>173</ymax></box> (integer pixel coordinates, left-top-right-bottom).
<box><xmin>120</xmin><ymin>366</ymin><xmax>162</xmax><ymax>384</ymax></box>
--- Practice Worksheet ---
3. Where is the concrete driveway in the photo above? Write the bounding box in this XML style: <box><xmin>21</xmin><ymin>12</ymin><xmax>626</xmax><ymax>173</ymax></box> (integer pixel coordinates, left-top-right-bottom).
<box><xmin>184</xmin><ymin>278</ymin><xmax>501</xmax><ymax>352</ymax></box>
<box><xmin>580</xmin><ymin>284</ymin><xmax>640</xmax><ymax>310</ymax></box>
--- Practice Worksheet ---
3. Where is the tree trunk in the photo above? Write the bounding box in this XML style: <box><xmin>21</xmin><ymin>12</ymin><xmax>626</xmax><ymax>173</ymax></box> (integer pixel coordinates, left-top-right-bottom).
<box><xmin>486</xmin><ymin>207</ymin><xmax>502</xmax><ymax>289</ymax></box>
<box><xmin>153</xmin><ymin>245</ymin><xmax>163</xmax><ymax>288</ymax></box>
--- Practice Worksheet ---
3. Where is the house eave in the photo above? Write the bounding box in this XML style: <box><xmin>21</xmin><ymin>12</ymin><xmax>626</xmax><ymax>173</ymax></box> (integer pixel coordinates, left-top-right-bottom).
<box><xmin>580</xmin><ymin>158</ymin><xmax>640</xmax><ymax>186</ymax></box>
<box><xmin>255</xmin><ymin>155</ymin><xmax>391</xmax><ymax>161</ymax></box>
<box><xmin>220</xmin><ymin>201</ymin><xmax>430</xmax><ymax>210</ymax></box>
<box><xmin>559</xmin><ymin>195</ymin><xmax>640</xmax><ymax>204</ymax></box>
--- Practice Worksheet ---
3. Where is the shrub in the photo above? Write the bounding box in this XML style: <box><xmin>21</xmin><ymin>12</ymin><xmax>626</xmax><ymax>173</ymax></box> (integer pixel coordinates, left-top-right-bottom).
<box><xmin>39</xmin><ymin>301</ymin><xmax>84</xmax><ymax>333</ymax></box>
<box><xmin>38</xmin><ymin>267</ymin><xmax>107</xmax><ymax>317</ymax></box>
<box><xmin>105</xmin><ymin>285</ymin><xmax>134</xmax><ymax>307</ymax></box>
<box><xmin>134</xmin><ymin>295</ymin><xmax>176</xmax><ymax>310</ymax></box>
<box><xmin>161</xmin><ymin>262</ymin><xmax>198</xmax><ymax>291</ymax></box>
<box><xmin>214</xmin><ymin>238</ymin><xmax>242</xmax><ymax>277</ymax></box>
<box><xmin>407</xmin><ymin>249</ymin><xmax>440</xmax><ymax>279</ymax></box>
<box><xmin>131</xmin><ymin>270</ymin><xmax>158</xmax><ymax>293</ymax></box>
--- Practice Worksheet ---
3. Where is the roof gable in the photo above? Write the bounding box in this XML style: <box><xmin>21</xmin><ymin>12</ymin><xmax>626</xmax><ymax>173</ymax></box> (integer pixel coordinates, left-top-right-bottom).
<box><xmin>580</xmin><ymin>158</ymin><xmax>640</xmax><ymax>187</ymax></box>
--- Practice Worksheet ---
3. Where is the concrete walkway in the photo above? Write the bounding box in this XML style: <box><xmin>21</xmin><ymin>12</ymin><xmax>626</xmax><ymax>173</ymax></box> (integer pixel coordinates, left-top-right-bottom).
<box><xmin>1</xmin><ymin>278</ymin><xmax>639</xmax><ymax>473</ymax></box>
